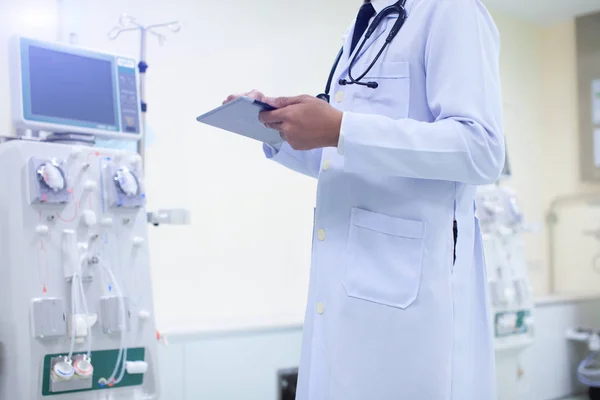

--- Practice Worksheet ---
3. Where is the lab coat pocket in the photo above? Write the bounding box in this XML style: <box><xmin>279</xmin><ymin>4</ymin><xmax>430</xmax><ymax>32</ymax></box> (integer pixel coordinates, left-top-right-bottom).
<box><xmin>343</xmin><ymin>208</ymin><xmax>424</xmax><ymax>309</ymax></box>
<box><xmin>352</xmin><ymin>61</ymin><xmax>410</xmax><ymax>119</ymax></box>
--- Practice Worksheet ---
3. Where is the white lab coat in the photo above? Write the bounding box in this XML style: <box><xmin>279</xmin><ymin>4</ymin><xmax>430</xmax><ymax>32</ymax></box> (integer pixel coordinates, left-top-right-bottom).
<box><xmin>264</xmin><ymin>0</ymin><xmax>504</xmax><ymax>398</ymax></box>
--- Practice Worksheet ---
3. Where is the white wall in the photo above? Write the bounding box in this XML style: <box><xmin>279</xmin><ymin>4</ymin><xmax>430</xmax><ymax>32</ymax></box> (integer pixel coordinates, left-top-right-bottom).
<box><xmin>159</xmin><ymin>327</ymin><xmax>303</xmax><ymax>400</ymax></box>
<box><xmin>490</xmin><ymin>11</ymin><xmax>600</xmax><ymax>297</ymax></box>
<box><xmin>490</xmin><ymin>10</ymin><xmax>549</xmax><ymax>294</ymax></box>
<box><xmin>55</xmin><ymin>0</ymin><xmax>359</xmax><ymax>333</ymax></box>
<box><xmin>540</xmin><ymin>20</ymin><xmax>600</xmax><ymax>296</ymax></box>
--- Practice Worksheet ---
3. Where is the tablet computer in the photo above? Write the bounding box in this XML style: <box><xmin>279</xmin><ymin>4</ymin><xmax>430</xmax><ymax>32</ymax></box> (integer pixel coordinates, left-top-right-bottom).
<box><xmin>196</xmin><ymin>97</ymin><xmax>282</xmax><ymax>146</ymax></box>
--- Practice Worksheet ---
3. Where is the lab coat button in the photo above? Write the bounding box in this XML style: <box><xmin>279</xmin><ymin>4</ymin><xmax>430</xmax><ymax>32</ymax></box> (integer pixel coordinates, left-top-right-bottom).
<box><xmin>317</xmin><ymin>302</ymin><xmax>325</xmax><ymax>315</ymax></box>
<box><xmin>317</xmin><ymin>229</ymin><xmax>326</xmax><ymax>241</ymax></box>
<box><xmin>335</xmin><ymin>91</ymin><xmax>344</xmax><ymax>103</ymax></box>
<box><xmin>322</xmin><ymin>160</ymin><xmax>331</xmax><ymax>171</ymax></box>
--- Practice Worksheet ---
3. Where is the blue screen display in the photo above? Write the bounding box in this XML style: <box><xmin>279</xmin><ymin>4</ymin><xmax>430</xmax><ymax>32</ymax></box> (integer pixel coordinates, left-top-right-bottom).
<box><xmin>28</xmin><ymin>46</ymin><xmax>116</xmax><ymax>126</ymax></box>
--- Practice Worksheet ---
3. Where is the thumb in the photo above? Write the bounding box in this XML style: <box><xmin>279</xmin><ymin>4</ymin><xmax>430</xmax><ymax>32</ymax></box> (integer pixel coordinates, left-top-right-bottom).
<box><xmin>266</xmin><ymin>95</ymin><xmax>306</xmax><ymax>109</ymax></box>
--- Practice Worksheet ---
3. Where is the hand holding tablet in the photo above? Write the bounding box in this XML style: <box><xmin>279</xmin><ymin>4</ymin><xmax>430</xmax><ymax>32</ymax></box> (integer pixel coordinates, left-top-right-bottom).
<box><xmin>197</xmin><ymin>94</ymin><xmax>282</xmax><ymax>147</ymax></box>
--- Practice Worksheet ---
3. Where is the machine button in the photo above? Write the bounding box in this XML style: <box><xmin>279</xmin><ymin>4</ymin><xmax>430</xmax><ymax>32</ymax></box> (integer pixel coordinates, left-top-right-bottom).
<box><xmin>130</xmin><ymin>155</ymin><xmax>142</xmax><ymax>168</ymax></box>
<box><xmin>53</xmin><ymin>360</ymin><xmax>75</xmax><ymax>380</ymax></box>
<box><xmin>115</xmin><ymin>167</ymin><xmax>140</xmax><ymax>197</ymax></box>
<box><xmin>38</xmin><ymin>162</ymin><xmax>66</xmax><ymax>192</ymax></box>
<box><xmin>132</xmin><ymin>236</ymin><xmax>145</xmax><ymax>247</ymax></box>
<box><xmin>322</xmin><ymin>160</ymin><xmax>331</xmax><ymax>171</ymax></box>
<box><xmin>36</xmin><ymin>225</ymin><xmax>50</xmax><ymax>235</ymax></box>
<box><xmin>316</xmin><ymin>302</ymin><xmax>325</xmax><ymax>315</ymax></box>
<box><xmin>73</xmin><ymin>357</ymin><xmax>94</xmax><ymax>378</ymax></box>
<box><xmin>81</xmin><ymin>210</ymin><xmax>97</xmax><ymax>227</ymax></box>
<box><xmin>100</xmin><ymin>217</ymin><xmax>113</xmax><ymax>227</ymax></box>
<box><xmin>125</xmin><ymin>361</ymin><xmax>148</xmax><ymax>375</ymax></box>
<box><xmin>83</xmin><ymin>180</ymin><xmax>97</xmax><ymax>192</ymax></box>
<box><xmin>335</xmin><ymin>91</ymin><xmax>344</xmax><ymax>103</ymax></box>
<box><xmin>138</xmin><ymin>310</ymin><xmax>151</xmax><ymax>320</ymax></box>
<box><xmin>317</xmin><ymin>229</ymin><xmax>326</xmax><ymax>241</ymax></box>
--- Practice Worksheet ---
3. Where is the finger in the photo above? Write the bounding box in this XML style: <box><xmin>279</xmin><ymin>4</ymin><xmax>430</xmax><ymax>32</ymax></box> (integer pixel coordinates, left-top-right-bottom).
<box><xmin>245</xmin><ymin>89</ymin><xmax>266</xmax><ymax>102</ymax></box>
<box><xmin>258</xmin><ymin>109</ymin><xmax>289</xmax><ymax>124</ymax></box>
<box><xmin>263</xmin><ymin>122</ymin><xmax>283</xmax><ymax>131</ymax></box>
<box><xmin>223</xmin><ymin>94</ymin><xmax>238</xmax><ymax>104</ymax></box>
<box><xmin>268</xmin><ymin>95</ymin><xmax>307</xmax><ymax>109</ymax></box>
<box><xmin>223</xmin><ymin>90</ymin><xmax>265</xmax><ymax>105</ymax></box>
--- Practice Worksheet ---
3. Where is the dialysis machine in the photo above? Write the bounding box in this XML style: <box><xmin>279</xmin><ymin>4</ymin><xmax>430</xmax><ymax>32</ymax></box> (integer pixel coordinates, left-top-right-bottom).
<box><xmin>476</xmin><ymin>184</ymin><xmax>535</xmax><ymax>400</ymax></box>
<box><xmin>0</xmin><ymin>37</ymin><xmax>159</xmax><ymax>399</ymax></box>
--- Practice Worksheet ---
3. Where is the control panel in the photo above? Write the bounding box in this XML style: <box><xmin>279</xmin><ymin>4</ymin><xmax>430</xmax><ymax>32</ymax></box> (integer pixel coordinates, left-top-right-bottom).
<box><xmin>117</xmin><ymin>61</ymin><xmax>141</xmax><ymax>134</ymax></box>
<box><xmin>0</xmin><ymin>140</ymin><xmax>158</xmax><ymax>400</ymax></box>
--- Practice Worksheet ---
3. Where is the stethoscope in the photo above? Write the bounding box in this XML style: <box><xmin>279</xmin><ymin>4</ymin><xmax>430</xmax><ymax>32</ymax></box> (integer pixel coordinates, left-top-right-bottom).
<box><xmin>317</xmin><ymin>0</ymin><xmax>408</xmax><ymax>103</ymax></box>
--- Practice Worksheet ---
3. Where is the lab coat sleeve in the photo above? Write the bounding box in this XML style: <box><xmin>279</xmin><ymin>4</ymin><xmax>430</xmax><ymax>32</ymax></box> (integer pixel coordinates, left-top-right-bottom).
<box><xmin>263</xmin><ymin>142</ymin><xmax>323</xmax><ymax>179</ymax></box>
<box><xmin>341</xmin><ymin>0</ymin><xmax>505</xmax><ymax>184</ymax></box>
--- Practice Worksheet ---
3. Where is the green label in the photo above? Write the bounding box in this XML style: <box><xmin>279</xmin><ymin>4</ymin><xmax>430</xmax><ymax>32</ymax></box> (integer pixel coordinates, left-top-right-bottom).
<box><xmin>42</xmin><ymin>347</ymin><xmax>145</xmax><ymax>396</ymax></box>
<box><xmin>494</xmin><ymin>310</ymin><xmax>531</xmax><ymax>338</ymax></box>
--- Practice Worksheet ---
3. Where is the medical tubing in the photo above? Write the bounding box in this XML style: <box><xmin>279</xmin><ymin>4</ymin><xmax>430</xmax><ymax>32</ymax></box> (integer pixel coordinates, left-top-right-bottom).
<box><xmin>324</xmin><ymin>48</ymin><xmax>344</xmax><ymax>97</ymax></box>
<box><xmin>113</xmin><ymin>273</ymin><xmax>128</xmax><ymax>384</ymax></box>
<box><xmin>349</xmin><ymin>41</ymin><xmax>389</xmax><ymax>85</ymax></box>
<box><xmin>100</xmin><ymin>239</ymin><xmax>124</xmax><ymax>382</ymax></box>
<box><xmin>347</xmin><ymin>40</ymin><xmax>368</xmax><ymax>84</ymax></box>
<box><xmin>100</xmin><ymin>237</ymin><xmax>123</xmax><ymax>381</ymax></box>
<box><xmin>112</xmin><ymin>225</ymin><xmax>129</xmax><ymax>384</ymax></box>
<box><xmin>114</xmin><ymin>345</ymin><xmax>128</xmax><ymax>384</ymax></box>
<box><xmin>105</xmin><ymin>265</ymin><xmax>123</xmax><ymax>383</ymax></box>
<box><xmin>77</xmin><ymin>259</ymin><xmax>92</xmax><ymax>359</ymax></box>
<box><xmin>68</xmin><ymin>273</ymin><xmax>79</xmax><ymax>360</ymax></box>
<box><xmin>113</xmin><ymin>254</ymin><xmax>129</xmax><ymax>383</ymax></box>
<box><xmin>578</xmin><ymin>352</ymin><xmax>600</xmax><ymax>387</ymax></box>
<box><xmin>100</xmin><ymin>262</ymin><xmax>127</xmax><ymax>383</ymax></box>
<box><xmin>99</xmin><ymin>157</ymin><xmax>106</xmax><ymax>214</ymax></box>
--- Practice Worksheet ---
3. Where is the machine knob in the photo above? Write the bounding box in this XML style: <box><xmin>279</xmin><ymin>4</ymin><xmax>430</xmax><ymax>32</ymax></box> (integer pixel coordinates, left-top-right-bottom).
<box><xmin>36</xmin><ymin>225</ymin><xmax>50</xmax><ymax>235</ymax></box>
<box><xmin>53</xmin><ymin>360</ymin><xmax>75</xmax><ymax>380</ymax></box>
<box><xmin>100</xmin><ymin>217</ymin><xmax>113</xmax><ymax>227</ymax></box>
<box><xmin>81</xmin><ymin>210</ymin><xmax>97</xmax><ymax>227</ymax></box>
<box><xmin>83</xmin><ymin>180</ymin><xmax>97</xmax><ymax>192</ymax></box>
<box><xmin>73</xmin><ymin>358</ymin><xmax>94</xmax><ymax>378</ymax></box>
<box><xmin>132</xmin><ymin>236</ymin><xmax>144</xmax><ymax>247</ymax></box>
<box><xmin>125</xmin><ymin>361</ymin><xmax>148</xmax><ymax>375</ymax></box>
<box><xmin>38</xmin><ymin>162</ymin><xmax>66</xmax><ymax>192</ymax></box>
<box><xmin>114</xmin><ymin>167</ymin><xmax>140</xmax><ymax>197</ymax></box>
<box><xmin>138</xmin><ymin>310</ymin><xmax>151</xmax><ymax>320</ymax></box>
<box><xmin>130</xmin><ymin>155</ymin><xmax>142</xmax><ymax>168</ymax></box>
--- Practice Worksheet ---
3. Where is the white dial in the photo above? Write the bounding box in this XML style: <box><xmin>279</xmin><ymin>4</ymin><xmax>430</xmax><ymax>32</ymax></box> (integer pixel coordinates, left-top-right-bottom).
<box><xmin>38</xmin><ymin>162</ymin><xmax>65</xmax><ymax>192</ymax></box>
<box><xmin>115</xmin><ymin>167</ymin><xmax>139</xmax><ymax>197</ymax></box>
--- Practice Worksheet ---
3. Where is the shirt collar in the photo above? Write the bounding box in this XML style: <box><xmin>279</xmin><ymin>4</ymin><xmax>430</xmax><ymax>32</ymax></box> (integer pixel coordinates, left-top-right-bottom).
<box><xmin>368</xmin><ymin>0</ymin><xmax>399</xmax><ymax>14</ymax></box>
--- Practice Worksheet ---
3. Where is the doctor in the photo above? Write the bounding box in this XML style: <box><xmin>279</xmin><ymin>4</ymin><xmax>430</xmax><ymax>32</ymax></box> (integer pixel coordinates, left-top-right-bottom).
<box><xmin>225</xmin><ymin>0</ymin><xmax>504</xmax><ymax>398</ymax></box>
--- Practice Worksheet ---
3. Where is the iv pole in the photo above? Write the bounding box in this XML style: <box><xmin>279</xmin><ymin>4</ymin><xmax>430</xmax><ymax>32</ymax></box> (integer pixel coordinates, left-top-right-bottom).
<box><xmin>108</xmin><ymin>15</ymin><xmax>189</xmax><ymax>227</ymax></box>
<box><xmin>108</xmin><ymin>14</ymin><xmax>181</xmax><ymax>168</ymax></box>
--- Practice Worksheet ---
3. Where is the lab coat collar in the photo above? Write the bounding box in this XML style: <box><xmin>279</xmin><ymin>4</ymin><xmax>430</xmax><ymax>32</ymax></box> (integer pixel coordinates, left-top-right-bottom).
<box><xmin>369</xmin><ymin>0</ymin><xmax>401</xmax><ymax>14</ymax></box>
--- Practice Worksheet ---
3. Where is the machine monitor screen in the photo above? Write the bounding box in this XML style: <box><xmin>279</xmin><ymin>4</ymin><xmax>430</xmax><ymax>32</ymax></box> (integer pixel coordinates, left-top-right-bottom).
<box><xmin>12</xmin><ymin>37</ymin><xmax>141</xmax><ymax>139</ymax></box>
